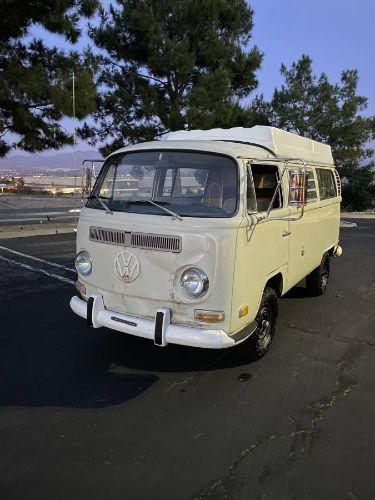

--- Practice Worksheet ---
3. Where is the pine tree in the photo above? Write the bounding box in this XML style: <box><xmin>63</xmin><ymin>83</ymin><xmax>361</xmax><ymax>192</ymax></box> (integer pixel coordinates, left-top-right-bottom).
<box><xmin>0</xmin><ymin>0</ymin><xmax>98</xmax><ymax>157</ymax></box>
<box><xmin>80</xmin><ymin>0</ymin><xmax>262</xmax><ymax>155</ymax></box>
<box><xmin>251</xmin><ymin>55</ymin><xmax>375</xmax><ymax>210</ymax></box>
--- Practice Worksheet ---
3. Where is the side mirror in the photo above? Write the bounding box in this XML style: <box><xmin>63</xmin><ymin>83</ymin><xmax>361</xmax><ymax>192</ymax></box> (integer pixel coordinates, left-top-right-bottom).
<box><xmin>288</xmin><ymin>170</ymin><xmax>306</xmax><ymax>206</ymax></box>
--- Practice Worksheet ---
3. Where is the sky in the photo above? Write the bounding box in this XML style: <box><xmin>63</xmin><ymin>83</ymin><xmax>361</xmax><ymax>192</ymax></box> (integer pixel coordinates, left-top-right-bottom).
<box><xmin>250</xmin><ymin>0</ymin><xmax>375</xmax><ymax>112</ymax></box>
<box><xmin>7</xmin><ymin>0</ymin><xmax>375</xmax><ymax>156</ymax></box>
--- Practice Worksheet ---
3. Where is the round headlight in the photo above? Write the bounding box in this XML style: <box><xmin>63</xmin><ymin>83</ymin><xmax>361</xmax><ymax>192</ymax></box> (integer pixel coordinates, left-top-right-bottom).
<box><xmin>180</xmin><ymin>267</ymin><xmax>209</xmax><ymax>297</ymax></box>
<box><xmin>75</xmin><ymin>250</ymin><xmax>92</xmax><ymax>276</ymax></box>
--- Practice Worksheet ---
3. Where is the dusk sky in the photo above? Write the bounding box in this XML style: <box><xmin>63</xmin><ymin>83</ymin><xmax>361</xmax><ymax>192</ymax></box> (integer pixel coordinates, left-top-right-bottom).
<box><xmin>11</xmin><ymin>0</ymin><xmax>375</xmax><ymax>155</ymax></box>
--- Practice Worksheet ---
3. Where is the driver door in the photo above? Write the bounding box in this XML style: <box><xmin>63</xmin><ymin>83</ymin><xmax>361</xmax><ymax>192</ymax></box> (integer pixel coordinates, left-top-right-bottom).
<box><xmin>247</xmin><ymin>163</ymin><xmax>290</xmax><ymax>276</ymax></box>
<box><xmin>225</xmin><ymin>161</ymin><xmax>290</xmax><ymax>333</ymax></box>
<box><xmin>238</xmin><ymin>163</ymin><xmax>290</xmax><ymax>300</ymax></box>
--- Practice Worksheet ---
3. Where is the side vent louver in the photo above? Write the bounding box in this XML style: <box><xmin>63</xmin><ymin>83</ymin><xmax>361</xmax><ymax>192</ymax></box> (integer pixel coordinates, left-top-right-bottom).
<box><xmin>89</xmin><ymin>227</ymin><xmax>181</xmax><ymax>253</ymax></box>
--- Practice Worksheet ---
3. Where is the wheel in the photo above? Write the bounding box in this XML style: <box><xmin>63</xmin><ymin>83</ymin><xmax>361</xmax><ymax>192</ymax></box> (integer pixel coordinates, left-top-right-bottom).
<box><xmin>306</xmin><ymin>254</ymin><xmax>330</xmax><ymax>296</ymax></box>
<box><xmin>236</xmin><ymin>286</ymin><xmax>278</xmax><ymax>362</ymax></box>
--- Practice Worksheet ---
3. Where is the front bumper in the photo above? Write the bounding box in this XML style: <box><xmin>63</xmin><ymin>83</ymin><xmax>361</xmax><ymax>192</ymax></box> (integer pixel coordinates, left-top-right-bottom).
<box><xmin>70</xmin><ymin>295</ymin><xmax>254</xmax><ymax>349</ymax></box>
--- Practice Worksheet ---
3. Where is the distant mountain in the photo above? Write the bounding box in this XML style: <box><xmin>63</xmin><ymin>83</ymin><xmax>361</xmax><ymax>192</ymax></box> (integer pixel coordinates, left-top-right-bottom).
<box><xmin>0</xmin><ymin>150</ymin><xmax>103</xmax><ymax>170</ymax></box>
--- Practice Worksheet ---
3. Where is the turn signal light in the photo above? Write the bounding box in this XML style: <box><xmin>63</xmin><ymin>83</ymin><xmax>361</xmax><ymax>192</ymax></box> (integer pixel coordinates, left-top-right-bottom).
<box><xmin>75</xmin><ymin>280</ymin><xmax>86</xmax><ymax>297</ymax></box>
<box><xmin>239</xmin><ymin>305</ymin><xmax>249</xmax><ymax>318</ymax></box>
<box><xmin>194</xmin><ymin>309</ymin><xmax>225</xmax><ymax>323</ymax></box>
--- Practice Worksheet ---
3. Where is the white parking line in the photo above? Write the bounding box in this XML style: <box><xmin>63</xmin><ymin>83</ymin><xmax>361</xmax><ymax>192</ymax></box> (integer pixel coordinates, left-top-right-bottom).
<box><xmin>0</xmin><ymin>244</ymin><xmax>75</xmax><ymax>273</ymax></box>
<box><xmin>0</xmin><ymin>254</ymin><xmax>75</xmax><ymax>285</ymax></box>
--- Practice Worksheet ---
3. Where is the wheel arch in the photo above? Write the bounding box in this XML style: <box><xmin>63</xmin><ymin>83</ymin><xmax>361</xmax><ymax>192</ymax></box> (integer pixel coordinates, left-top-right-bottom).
<box><xmin>324</xmin><ymin>245</ymin><xmax>335</xmax><ymax>257</ymax></box>
<box><xmin>246</xmin><ymin>270</ymin><xmax>285</xmax><ymax>327</ymax></box>
<box><xmin>265</xmin><ymin>272</ymin><xmax>284</xmax><ymax>297</ymax></box>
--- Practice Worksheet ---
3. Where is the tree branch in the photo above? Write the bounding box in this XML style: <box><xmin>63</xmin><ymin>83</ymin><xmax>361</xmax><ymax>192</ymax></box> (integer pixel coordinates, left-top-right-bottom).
<box><xmin>0</xmin><ymin>127</ymin><xmax>10</xmax><ymax>139</ymax></box>
<box><xmin>103</xmin><ymin>56</ymin><xmax>167</xmax><ymax>86</ymax></box>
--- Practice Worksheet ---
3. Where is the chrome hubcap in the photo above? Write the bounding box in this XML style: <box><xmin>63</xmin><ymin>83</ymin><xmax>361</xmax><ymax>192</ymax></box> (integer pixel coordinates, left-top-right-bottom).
<box><xmin>257</xmin><ymin>306</ymin><xmax>272</xmax><ymax>351</ymax></box>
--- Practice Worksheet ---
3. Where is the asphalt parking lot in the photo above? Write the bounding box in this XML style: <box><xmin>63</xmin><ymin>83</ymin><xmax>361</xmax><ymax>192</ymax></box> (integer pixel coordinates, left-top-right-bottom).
<box><xmin>0</xmin><ymin>221</ymin><xmax>374</xmax><ymax>499</ymax></box>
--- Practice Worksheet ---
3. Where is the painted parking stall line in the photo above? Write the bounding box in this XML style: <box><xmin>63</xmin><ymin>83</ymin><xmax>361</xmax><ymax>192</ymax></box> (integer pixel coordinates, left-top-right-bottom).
<box><xmin>0</xmin><ymin>254</ymin><xmax>75</xmax><ymax>285</ymax></box>
<box><xmin>0</xmin><ymin>244</ymin><xmax>75</xmax><ymax>273</ymax></box>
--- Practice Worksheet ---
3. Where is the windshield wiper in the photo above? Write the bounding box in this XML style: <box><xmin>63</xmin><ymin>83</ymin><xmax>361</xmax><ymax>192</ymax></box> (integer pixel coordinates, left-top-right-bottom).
<box><xmin>126</xmin><ymin>200</ymin><xmax>183</xmax><ymax>221</ymax></box>
<box><xmin>88</xmin><ymin>194</ymin><xmax>113</xmax><ymax>215</ymax></box>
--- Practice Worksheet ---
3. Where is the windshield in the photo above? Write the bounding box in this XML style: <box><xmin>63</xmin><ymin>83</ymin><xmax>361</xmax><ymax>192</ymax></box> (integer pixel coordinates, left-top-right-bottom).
<box><xmin>86</xmin><ymin>150</ymin><xmax>238</xmax><ymax>218</ymax></box>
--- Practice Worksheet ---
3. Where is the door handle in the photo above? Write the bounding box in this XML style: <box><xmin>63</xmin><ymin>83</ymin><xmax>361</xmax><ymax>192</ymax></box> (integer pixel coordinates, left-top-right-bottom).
<box><xmin>282</xmin><ymin>230</ymin><xmax>291</xmax><ymax>237</ymax></box>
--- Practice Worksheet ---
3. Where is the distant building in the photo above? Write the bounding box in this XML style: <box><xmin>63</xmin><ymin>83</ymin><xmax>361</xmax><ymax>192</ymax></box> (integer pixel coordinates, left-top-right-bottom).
<box><xmin>0</xmin><ymin>176</ymin><xmax>23</xmax><ymax>192</ymax></box>
<box><xmin>23</xmin><ymin>175</ymin><xmax>81</xmax><ymax>195</ymax></box>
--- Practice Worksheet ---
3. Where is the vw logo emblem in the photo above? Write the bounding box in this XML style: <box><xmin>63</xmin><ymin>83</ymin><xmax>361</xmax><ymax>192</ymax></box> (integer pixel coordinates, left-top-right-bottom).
<box><xmin>114</xmin><ymin>251</ymin><xmax>140</xmax><ymax>283</ymax></box>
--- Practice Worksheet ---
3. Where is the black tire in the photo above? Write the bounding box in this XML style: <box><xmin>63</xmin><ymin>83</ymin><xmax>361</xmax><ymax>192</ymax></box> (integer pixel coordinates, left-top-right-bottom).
<box><xmin>306</xmin><ymin>254</ymin><xmax>330</xmax><ymax>296</ymax></box>
<box><xmin>236</xmin><ymin>286</ymin><xmax>278</xmax><ymax>362</ymax></box>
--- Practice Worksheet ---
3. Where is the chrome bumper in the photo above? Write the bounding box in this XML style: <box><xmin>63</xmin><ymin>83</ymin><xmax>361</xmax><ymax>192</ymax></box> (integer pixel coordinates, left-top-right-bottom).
<box><xmin>70</xmin><ymin>295</ymin><xmax>255</xmax><ymax>349</ymax></box>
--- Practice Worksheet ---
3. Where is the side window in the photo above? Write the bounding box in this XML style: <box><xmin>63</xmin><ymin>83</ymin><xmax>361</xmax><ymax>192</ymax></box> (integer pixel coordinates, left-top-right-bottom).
<box><xmin>99</xmin><ymin>164</ymin><xmax>116</xmax><ymax>198</ymax></box>
<box><xmin>250</xmin><ymin>164</ymin><xmax>282</xmax><ymax>212</ymax></box>
<box><xmin>162</xmin><ymin>168</ymin><xmax>173</xmax><ymax>196</ymax></box>
<box><xmin>162</xmin><ymin>168</ymin><xmax>209</xmax><ymax>197</ymax></box>
<box><xmin>317</xmin><ymin>169</ymin><xmax>337</xmax><ymax>200</ymax></box>
<box><xmin>185</xmin><ymin>168</ymin><xmax>208</xmax><ymax>196</ymax></box>
<box><xmin>306</xmin><ymin>168</ymin><xmax>318</xmax><ymax>202</ymax></box>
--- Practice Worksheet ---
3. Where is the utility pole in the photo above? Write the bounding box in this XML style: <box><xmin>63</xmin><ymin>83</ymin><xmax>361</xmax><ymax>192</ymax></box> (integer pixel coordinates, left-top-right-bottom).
<box><xmin>72</xmin><ymin>71</ymin><xmax>76</xmax><ymax>152</ymax></box>
<box><xmin>72</xmin><ymin>72</ymin><xmax>78</xmax><ymax>226</ymax></box>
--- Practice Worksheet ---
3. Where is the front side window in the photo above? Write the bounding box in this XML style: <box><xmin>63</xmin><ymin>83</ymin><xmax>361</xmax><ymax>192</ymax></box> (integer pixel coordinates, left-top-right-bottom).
<box><xmin>87</xmin><ymin>151</ymin><xmax>238</xmax><ymax>218</ymax></box>
<box><xmin>317</xmin><ymin>168</ymin><xmax>337</xmax><ymax>200</ymax></box>
<box><xmin>248</xmin><ymin>164</ymin><xmax>283</xmax><ymax>212</ymax></box>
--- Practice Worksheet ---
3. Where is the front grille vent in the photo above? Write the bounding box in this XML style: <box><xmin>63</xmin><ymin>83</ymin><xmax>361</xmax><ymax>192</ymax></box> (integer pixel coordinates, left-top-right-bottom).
<box><xmin>89</xmin><ymin>226</ymin><xmax>182</xmax><ymax>253</ymax></box>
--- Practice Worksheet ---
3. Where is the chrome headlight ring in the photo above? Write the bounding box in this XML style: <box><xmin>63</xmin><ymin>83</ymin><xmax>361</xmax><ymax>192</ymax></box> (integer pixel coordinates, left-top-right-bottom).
<box><xmin>75</xmin><ymin>250</ymin><xmax>92</xmax><ymax>276</ymax></box>
<box><xmin>180</xmin><ymin>267</ymin><xmax>209</xmax><ymax>297</ymax></box>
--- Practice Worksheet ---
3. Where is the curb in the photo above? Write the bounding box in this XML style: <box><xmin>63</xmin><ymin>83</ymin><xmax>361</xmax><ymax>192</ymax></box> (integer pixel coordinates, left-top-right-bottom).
<box><xmin>341</xmin><ymin>212</ymin><xmax>375</xmax><ymax>219</ymax></box>
<box><xmin>340</xmin><ymin>220</ymin><xmax>357</xmax><ymax>228</ymax></box>
<box><xmin>0</xmin><ymin>223</ymin><xmax>76</xmax><ymax>240</ymax></box>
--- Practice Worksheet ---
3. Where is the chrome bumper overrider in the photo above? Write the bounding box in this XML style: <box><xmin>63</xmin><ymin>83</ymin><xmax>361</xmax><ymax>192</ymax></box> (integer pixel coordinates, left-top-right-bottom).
<box><xmin>70</xmin><ymin>295</ymin><xmax>255</xmax><ymax>349</ymax></box>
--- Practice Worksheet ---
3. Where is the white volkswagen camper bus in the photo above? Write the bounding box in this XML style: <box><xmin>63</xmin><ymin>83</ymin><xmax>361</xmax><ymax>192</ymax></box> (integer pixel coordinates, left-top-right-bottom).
<box><xmin>71</xmin><ymin>127</ymin><xmax>342</xmax><ymax>360</ymax></box>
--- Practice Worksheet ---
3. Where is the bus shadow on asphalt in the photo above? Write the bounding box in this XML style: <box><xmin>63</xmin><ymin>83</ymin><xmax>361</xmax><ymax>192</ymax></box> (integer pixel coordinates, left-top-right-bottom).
<box><xmin>104</xmin><ymin>329</ymin><xmax>248</xmax><ymax>374</ymax></box>
<box><xmin>0</xmin><ymin>324</ymin><xmax>246</xmax><ymax>410</ymax></box>
<box><xmin>283</xmin><ymin>285</ymin><xmax>310</xmax><ymax>299</ymax></box>
<box><xmin>0</xmin><ymin>327</ymin><xmax>159</xmax><ymax>409</ymax></box>
<box><xmin>0</xmin><ymin>368</ymin><xmax>159</xmax><ymax>410</ymax></box>
<box><xmin>282</xmin><ymin>280</ymin><xmax>319</xmax><ymax>299</ymax></box>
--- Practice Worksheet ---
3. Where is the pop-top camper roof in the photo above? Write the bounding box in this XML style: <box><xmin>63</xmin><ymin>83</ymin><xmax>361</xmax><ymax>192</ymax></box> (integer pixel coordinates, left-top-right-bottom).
<box><xmin>163</xmin><ymin>126</ymin><xmax>334</xmax><ymax>166</ymax></box>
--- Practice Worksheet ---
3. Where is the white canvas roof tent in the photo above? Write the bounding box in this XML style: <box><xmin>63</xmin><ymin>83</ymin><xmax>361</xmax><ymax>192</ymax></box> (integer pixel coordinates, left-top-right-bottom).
<box><xmin>163</xmin><ymin>126</ymin><xmax>334</xmax><ymax>166</ymax></box>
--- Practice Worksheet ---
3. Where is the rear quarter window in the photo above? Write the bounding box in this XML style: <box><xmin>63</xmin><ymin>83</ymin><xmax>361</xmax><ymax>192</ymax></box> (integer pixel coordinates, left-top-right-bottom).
<box><xmin>317</xmin><ymin>169</ymin><xmax>337</xmax><ymax>200</ymax></box>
